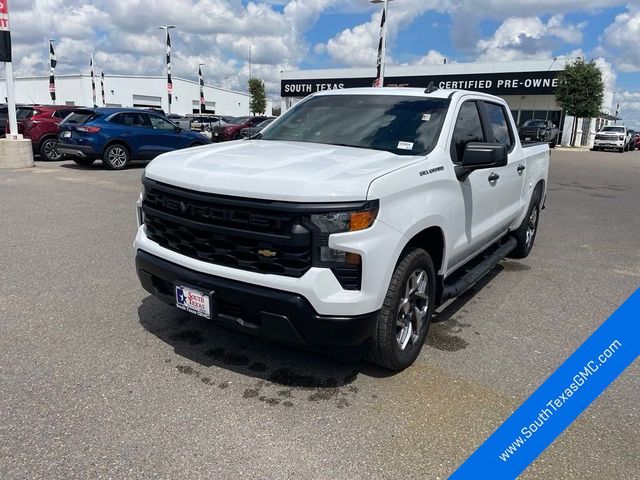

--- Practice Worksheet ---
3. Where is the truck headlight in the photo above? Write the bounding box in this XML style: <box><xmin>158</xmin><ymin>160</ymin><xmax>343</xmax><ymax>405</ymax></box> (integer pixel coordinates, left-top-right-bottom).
<box><xmin>307</xmin><ymin>202</ymin><xmax>378</xmax><ymax>290</ymax></box>
<box><xmin>309</xmin><ymin>205</ymin><xmax>378</xmax><ymax>234</ymax></box>
<box><xmin>619</xmin><ymin>136</ymin><xmax>625</xmax><ymax>141</ymax></box>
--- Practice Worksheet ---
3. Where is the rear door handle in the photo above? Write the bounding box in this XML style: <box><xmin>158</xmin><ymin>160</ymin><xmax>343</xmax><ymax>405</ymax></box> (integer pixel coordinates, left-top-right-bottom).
<box><xmin>517</xmin><ymin>165</ymin><xmax>526</xmax><ymax>174</ymax></box>
<box><xmin>488</xmin><ymin>173</ymin><xmax>500</xmax><ymax>183</ymax></box>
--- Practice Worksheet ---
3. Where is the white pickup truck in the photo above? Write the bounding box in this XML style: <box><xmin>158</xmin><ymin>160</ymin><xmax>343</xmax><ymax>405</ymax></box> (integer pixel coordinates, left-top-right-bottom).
<box><xmin>593</xmin><ymin>125</ymin><xmax>633</xmax><ymax>153</ymax></box>
<box><xmin>135</xmin><ymin>88</ymin><xmax>549</xmax><ymax>370</ymax></box>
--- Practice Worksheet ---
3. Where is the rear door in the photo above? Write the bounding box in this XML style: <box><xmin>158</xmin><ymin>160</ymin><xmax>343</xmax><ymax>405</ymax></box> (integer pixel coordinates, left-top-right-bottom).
<box><xmin>146</xmin><ymin>114</ymin><xmax>186</xmax><ymax>154</ymax></box>
<box><xmin>447</xmin><ymin>99</ymin><xmax>500</xmax><ymax>267</ymax></box>
<box><xmin>481</xmin><ymin>101</ymin><xmax>526</xmax><ymax>232</ymax></box>
<box><xmin>111</xmin><ymin>112</ymin><xmax>154</xmax><ymax>158</ymax></box>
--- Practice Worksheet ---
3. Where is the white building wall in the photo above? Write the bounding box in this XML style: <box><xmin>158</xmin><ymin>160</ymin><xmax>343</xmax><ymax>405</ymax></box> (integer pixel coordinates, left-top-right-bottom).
<box><xmin>0</xmin><ymin>74</ymin><xmax>272</xmax><ymax>116</ymax></box>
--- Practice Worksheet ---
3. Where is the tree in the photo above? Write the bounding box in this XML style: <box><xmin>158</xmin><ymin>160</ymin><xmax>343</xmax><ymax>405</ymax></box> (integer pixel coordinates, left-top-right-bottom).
<box><xmin>555</xmin><ymin>59</ymin><xmax>605</xmax><ymax>147</ymax></box>
<box><xmin>248</xmin><ymin>78</ymin><xmax>267</xmax><ymax>115</ymax></box>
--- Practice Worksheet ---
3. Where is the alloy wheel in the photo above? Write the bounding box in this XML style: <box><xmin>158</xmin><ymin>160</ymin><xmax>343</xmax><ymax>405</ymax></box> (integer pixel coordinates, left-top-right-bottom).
<box><xmin>44</xmin><ymin>140</ymin><xmax>61</xmax><ymax>161</ymax></box>
<box><xmin>396</xmin><ymin>269</ymin><xmax>430</xmax><ymax>351</ymax></box>
<box><xmin>526</xmin><ymin>207</ymin><xmax>539</xmax><ymax>248</ymax></box>
<box><xmin>108</xmin><ymin>147</ymin><xmax>128</xmax><ymax>168</ymax></box>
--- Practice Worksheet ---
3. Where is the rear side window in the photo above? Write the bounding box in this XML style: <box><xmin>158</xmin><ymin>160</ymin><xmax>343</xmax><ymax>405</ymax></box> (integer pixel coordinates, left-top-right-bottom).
<box><xmin>451</xmin><ymin>102</ymin><xmax>485</xmax><ymax>163</ymax></box>
<box><xmin>112</xmin><ymin>113</ymin><xmax>149</xmax><ymax>127</ymax></box>
<box><xmin>16</xmin><ymin>108</ymin><xmax>36</xmax><ymax>120</ymax></box>
<box><xmin>484</xmin><ymin>103</ymin><xmax>513</xmax><ymax>150</ymax></box>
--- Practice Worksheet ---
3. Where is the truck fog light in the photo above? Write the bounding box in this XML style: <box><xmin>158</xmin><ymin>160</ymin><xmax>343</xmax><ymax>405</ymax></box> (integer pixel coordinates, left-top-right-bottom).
<box><xmin>320</xmin><ymin>247</ymin><xmax>346</xmax><ymax>263</ymax></box>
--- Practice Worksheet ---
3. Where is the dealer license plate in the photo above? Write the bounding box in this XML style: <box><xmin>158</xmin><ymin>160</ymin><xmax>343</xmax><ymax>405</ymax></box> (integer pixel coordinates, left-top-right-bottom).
<box><xmin>61</xmin><ymin>131</ymin><xmax>72</xmax><ymax>138</ymax></box>
<box><xmin>175</xmin><ymin>284</ymin><xmax>213</xmax><ymax>319</ymax></box>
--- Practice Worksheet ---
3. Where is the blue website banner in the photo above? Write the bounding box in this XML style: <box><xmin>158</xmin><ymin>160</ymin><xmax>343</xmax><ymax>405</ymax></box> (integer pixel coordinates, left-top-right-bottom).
<box><xmin>450</xmin><ymin>288</ymin><xmax>640</xmax><ymax>479</ymax></box>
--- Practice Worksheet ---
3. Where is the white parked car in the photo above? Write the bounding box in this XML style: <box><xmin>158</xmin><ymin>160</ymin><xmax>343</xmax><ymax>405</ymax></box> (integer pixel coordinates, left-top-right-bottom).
<box><xmin>593</xmin><ymin>125</ymin><xmax>632</xmax><ymax>153</ymax></box>
<box><xmin>134</xmin><ymin>87</ymin><xmax>550</xmax><ymax>371</ymax></box>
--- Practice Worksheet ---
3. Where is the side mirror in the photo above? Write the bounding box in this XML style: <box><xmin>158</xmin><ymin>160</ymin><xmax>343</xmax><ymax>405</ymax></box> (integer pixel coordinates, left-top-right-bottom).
<box><xmin>175</xmin><ymin>126</ymin><xmax>183</xmax><ymax>133</ymax></box>
<box><xmin>456</xmin><ymin>143</ymin><xmax>507</xmax><ymax>181</ymax></box>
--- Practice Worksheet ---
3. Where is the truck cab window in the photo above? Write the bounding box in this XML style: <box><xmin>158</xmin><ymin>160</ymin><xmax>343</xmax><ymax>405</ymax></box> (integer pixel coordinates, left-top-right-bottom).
<box><xmin>452</xmin><ymin>101</ymin><xmax>484</xmax><ymax>163</ymax></box>
<box><xmin>484</xmin><ymin>103</ymin><xmax>513</xmax><ymax>151</ymax></box>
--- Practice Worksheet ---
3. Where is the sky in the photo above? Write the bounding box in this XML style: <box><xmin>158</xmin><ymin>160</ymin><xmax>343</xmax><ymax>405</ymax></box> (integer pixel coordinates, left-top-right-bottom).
<box><xmin>5</xmin><ymin>0</ymin><xmax>640</xmax><ymax>126</ymax></box>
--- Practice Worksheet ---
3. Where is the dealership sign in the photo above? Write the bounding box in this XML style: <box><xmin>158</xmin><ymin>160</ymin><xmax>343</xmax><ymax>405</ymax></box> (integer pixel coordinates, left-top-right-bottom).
<box><xmin>281</xmin><ymin>70</ymin><xmax>561</xmax><ymax>97</ymax></box>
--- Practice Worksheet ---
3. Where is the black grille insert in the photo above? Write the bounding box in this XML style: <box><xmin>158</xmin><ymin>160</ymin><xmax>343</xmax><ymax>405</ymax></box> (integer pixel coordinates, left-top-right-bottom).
<box><xmin>142</xmin><ymin>180</ymin><xmax>313</xmax><ymax>278</ymax></box>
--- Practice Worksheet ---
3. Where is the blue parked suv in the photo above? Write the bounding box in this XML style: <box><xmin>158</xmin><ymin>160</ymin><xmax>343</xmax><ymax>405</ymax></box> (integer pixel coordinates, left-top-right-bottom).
<box><xmin>58</xmin><ymin>108</ymin><xmax>211</xmax><ymax>170</ymax></box>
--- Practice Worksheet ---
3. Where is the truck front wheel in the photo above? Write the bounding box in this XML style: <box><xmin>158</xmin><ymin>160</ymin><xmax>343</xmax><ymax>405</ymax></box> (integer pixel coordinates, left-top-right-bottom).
<box><xmin>367</xmin><ymin>248</ymin><xmax>436</xmax><ymax>371</ymax></box>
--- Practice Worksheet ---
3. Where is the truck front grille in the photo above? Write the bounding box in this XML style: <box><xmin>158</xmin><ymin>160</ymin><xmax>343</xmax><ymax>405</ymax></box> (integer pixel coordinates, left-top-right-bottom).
<box><xmin>142</xmin><ymin>179</ymin><xmax>313</xmax><ymax>278</ymax></box>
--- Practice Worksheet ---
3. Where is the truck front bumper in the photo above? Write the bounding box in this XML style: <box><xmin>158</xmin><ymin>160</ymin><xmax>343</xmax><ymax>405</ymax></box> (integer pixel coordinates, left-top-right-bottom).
<box><xmin>594</xmin><ymin>140</ymin><xmax>624</xmax><ymax>149</ymax></box>
<box><xmin>136</xmin><ymin>250</ymin><xmax>379</xmax><ymax>347</ymax></box>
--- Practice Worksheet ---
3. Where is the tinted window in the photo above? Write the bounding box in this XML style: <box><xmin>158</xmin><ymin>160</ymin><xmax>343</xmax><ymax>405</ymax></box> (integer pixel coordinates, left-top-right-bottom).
<box><xmin>484</xmin><ymin>103</ymin><xmax>513</xmax><ymax>149</ymax></box>
<box><xmin>112</xmin><ymin>113</ymin><xmax>149</xmax><ymax>127</ymax></box>
<box><xmin>522</xmin><ymin>120</ymin><xmax>547</xmax><ymax>128</ymax></box>
<box><xmin>262</xmin><ymin>95</ymin><xmax>450</xmax><ymax>156</ymax></box>
<box><xmin>63</xmin><ymin>111</ymin><xmax>97</xmax><ymax>125</ymax></box>
<box><xmin>53</xmin><ymin>109</ymin><xmax>76</xmax><ymax>119</ymax></box>
<box><xmin>601</xmin><ymin>126</ymin><xmax>625</xmax><ymax>133</ymax></box>
<box><xmin>229</xmin><ymin>116</ymin><xmax>251</xmax><ymax>124</ymax></box>
<box><xmin>452</xmin><ymin>102</ymin><xmax>485</xmax><ymax>163</ymax></box>
<box><xmin>149</xmin><ymin>115</ymin><xmax>176</xmax><ymax>131</ymax></box>
<box><xmin>16</xmin><ymin>108</ymin><xmax>36</xmax><ymax>120</ymax></box>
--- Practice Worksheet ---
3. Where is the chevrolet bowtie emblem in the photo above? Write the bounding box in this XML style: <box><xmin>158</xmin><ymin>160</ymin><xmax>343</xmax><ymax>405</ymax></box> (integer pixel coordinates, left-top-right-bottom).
<box><xmin>258</xmin><ymin>249</ymin><xmax>277</xmax><ymax>258</ymax></box>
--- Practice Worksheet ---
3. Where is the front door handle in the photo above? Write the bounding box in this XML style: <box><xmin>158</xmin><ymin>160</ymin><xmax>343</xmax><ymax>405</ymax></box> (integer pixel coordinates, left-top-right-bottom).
<box><xmin>488</xmin><ymin>173</ymin><xmax>500</xmax><ymax>183</ymax></box>
<box><xmin>517</xmin><ymin>164</ymin><xmax>526</xmax><ymax>174</ymax></box>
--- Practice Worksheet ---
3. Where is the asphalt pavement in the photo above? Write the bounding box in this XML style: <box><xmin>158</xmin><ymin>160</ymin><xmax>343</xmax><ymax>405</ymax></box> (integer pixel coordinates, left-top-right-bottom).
<box><xmin>1</xmin><ymin>150</ymin><xmax>639</xmax><ymax>479</ymax></box>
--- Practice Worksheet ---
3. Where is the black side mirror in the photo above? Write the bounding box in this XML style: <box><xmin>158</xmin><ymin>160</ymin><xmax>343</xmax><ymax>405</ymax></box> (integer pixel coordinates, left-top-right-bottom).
<box><xmin>175</xmin><ymin>126</ymin><xmax>183</xmax><ymax>133</ymax></box>
<box><xmin>456</xmin><ymin>143</ymin><xmax>507</xmax><ymax>181</ymax></box>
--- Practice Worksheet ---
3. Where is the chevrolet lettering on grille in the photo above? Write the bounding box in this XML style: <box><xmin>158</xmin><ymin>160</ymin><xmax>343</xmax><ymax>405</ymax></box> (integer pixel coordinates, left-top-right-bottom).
<box><xmin>146</xmin><ymin>191</ymin><xmax>282</xmax><ymax>229</ymax></box>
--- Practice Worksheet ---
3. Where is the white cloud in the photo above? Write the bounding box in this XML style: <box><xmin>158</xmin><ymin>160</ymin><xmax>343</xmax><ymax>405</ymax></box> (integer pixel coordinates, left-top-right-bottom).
<box><xmin>475</xmin><ymin>15</ymin><xmax>585</xmax><ymax>62</ymax></box>
<box><xmin>4</xmin><ymin>0</ymin><xmax>338</xmax><ymax>97</ymax></box>
<box><xmin>615</xmin><ymin>90</ymin><xmax>640</xmax><ymax>128</ymax></box>
<box><xmin>600</xmin><ymin>5</ymin><xmax>640</xmax><ymax>72</ymax></box>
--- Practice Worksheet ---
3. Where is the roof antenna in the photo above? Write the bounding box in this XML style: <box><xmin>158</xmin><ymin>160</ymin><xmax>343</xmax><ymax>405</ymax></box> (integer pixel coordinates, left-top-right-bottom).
<box><xmin>425</xmin><ymin>82</ymin><xmax>438</xmax><ymax>94</ymax></box>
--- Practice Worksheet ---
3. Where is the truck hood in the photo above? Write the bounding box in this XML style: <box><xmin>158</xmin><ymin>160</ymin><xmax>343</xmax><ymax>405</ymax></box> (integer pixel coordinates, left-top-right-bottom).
<box><xmin>144</xmin><ymin>139</ymin><xmax>423</xmax><ymax>202</ymax></box>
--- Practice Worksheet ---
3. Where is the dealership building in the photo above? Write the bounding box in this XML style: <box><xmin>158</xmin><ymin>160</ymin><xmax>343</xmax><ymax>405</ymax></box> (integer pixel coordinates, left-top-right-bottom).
<box><xmin>281</xmin><ymin>59</ymin><xmax>616</xmax><ymax>147</ymax></box>
<box><xmin>0</xmin><ymin>74</ymin><xmax>272</xmax><ymax>117</ymax></box>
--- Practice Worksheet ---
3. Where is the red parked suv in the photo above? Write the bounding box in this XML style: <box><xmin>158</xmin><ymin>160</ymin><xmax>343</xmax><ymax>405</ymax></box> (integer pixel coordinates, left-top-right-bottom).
<box><xmin>13</xmin><ymin>105</ymin><xmax>91</xmax><ymax>161</ymax></box>
<box><xmin>212</xmin><ymin>116</ymin><xmax>270</xmax><ymax>141</ymax></box>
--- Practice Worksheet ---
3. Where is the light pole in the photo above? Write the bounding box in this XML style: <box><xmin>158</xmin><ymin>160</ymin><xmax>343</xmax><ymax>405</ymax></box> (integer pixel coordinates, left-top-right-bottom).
<box><xmin>158</xmin><ymin>25</ymin><xmax>176</xmax><ymax>114</ymax></box>
<box><xmin>371</xmin><ymin>0</ymin><xmax>394</xmax><ymax>88</ymax></box>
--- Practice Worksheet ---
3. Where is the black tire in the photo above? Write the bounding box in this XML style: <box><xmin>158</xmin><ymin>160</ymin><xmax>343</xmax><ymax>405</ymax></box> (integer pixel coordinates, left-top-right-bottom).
<box><xmin>189</xmin><ymin>142</ymin><xmax>204</xmax><ymax>148</ymax></box>
<box><xmin>72</xmin><ymin>157</ymin><xmax>96</xmax><ymax>167</ymax></box>
<box><xmin>509</xmin><ymin>189</ymin><xmax>542</xmax><ymax>259</ymax></box>
<box><xmin>102</xmin><ymin>143</ymin><xmax>130</xmax><ymax>170</ymax></box>
<box><xmin>367</xmin><ymin>248</ymin><xmax>436</xmax><ymax>371</ymax></box>
<box><xmin>234</xmin><ymin>133</ymin><xmax>243</xmax><ymax>140</ymax></box>
<box><xmin>39</xmin><ymin>138</ymin><xmax>62</xmax><ymax>161</ymax></box>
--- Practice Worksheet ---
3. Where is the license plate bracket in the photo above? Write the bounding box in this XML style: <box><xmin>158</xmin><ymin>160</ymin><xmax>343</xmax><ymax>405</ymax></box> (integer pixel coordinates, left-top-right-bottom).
<box><xmin>174</xmin><ymin>283</ymin><xmax>216</xmax><ymax>319</ymax></box>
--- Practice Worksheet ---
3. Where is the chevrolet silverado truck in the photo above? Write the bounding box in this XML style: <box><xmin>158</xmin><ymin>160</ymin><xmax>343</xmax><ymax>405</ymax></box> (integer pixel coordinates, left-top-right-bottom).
<box><xmin>134</xmin><ymin>88</ymin><xmax>549</xmax><ymax>371</ymax></box>
<box><xmin>593</xmin><ymin>125</ymin><xmax>632</xmax><ymax>153</ymax></box>
<box><xmin>518</xmin><ymin>119</ymin><xmax>559</xmax><ymax>148</ymax></box>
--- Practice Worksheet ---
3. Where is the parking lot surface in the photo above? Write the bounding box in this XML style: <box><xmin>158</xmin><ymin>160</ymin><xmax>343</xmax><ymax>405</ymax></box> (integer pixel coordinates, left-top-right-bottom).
<box><xmin>1</xmin><ymin>150</ymin><xmax>639</xmax><ymax>479</ymax></box>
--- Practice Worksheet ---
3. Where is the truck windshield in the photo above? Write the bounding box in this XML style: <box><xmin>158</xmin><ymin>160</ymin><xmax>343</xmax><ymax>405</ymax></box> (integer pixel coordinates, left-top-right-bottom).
<box><xmin>522</xmin><ymin>120</ymin><xmax>547</xmax><ymax>128</ymax></box>
<box><xmin>261</xmin><ymin>94</ymin><xmax>450</xmax><ymax>156</ymax></box>
<box><xmin>601</xmin><ymin>127</ymin><xmax>625</xmax><ymax>133</ymax></box>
